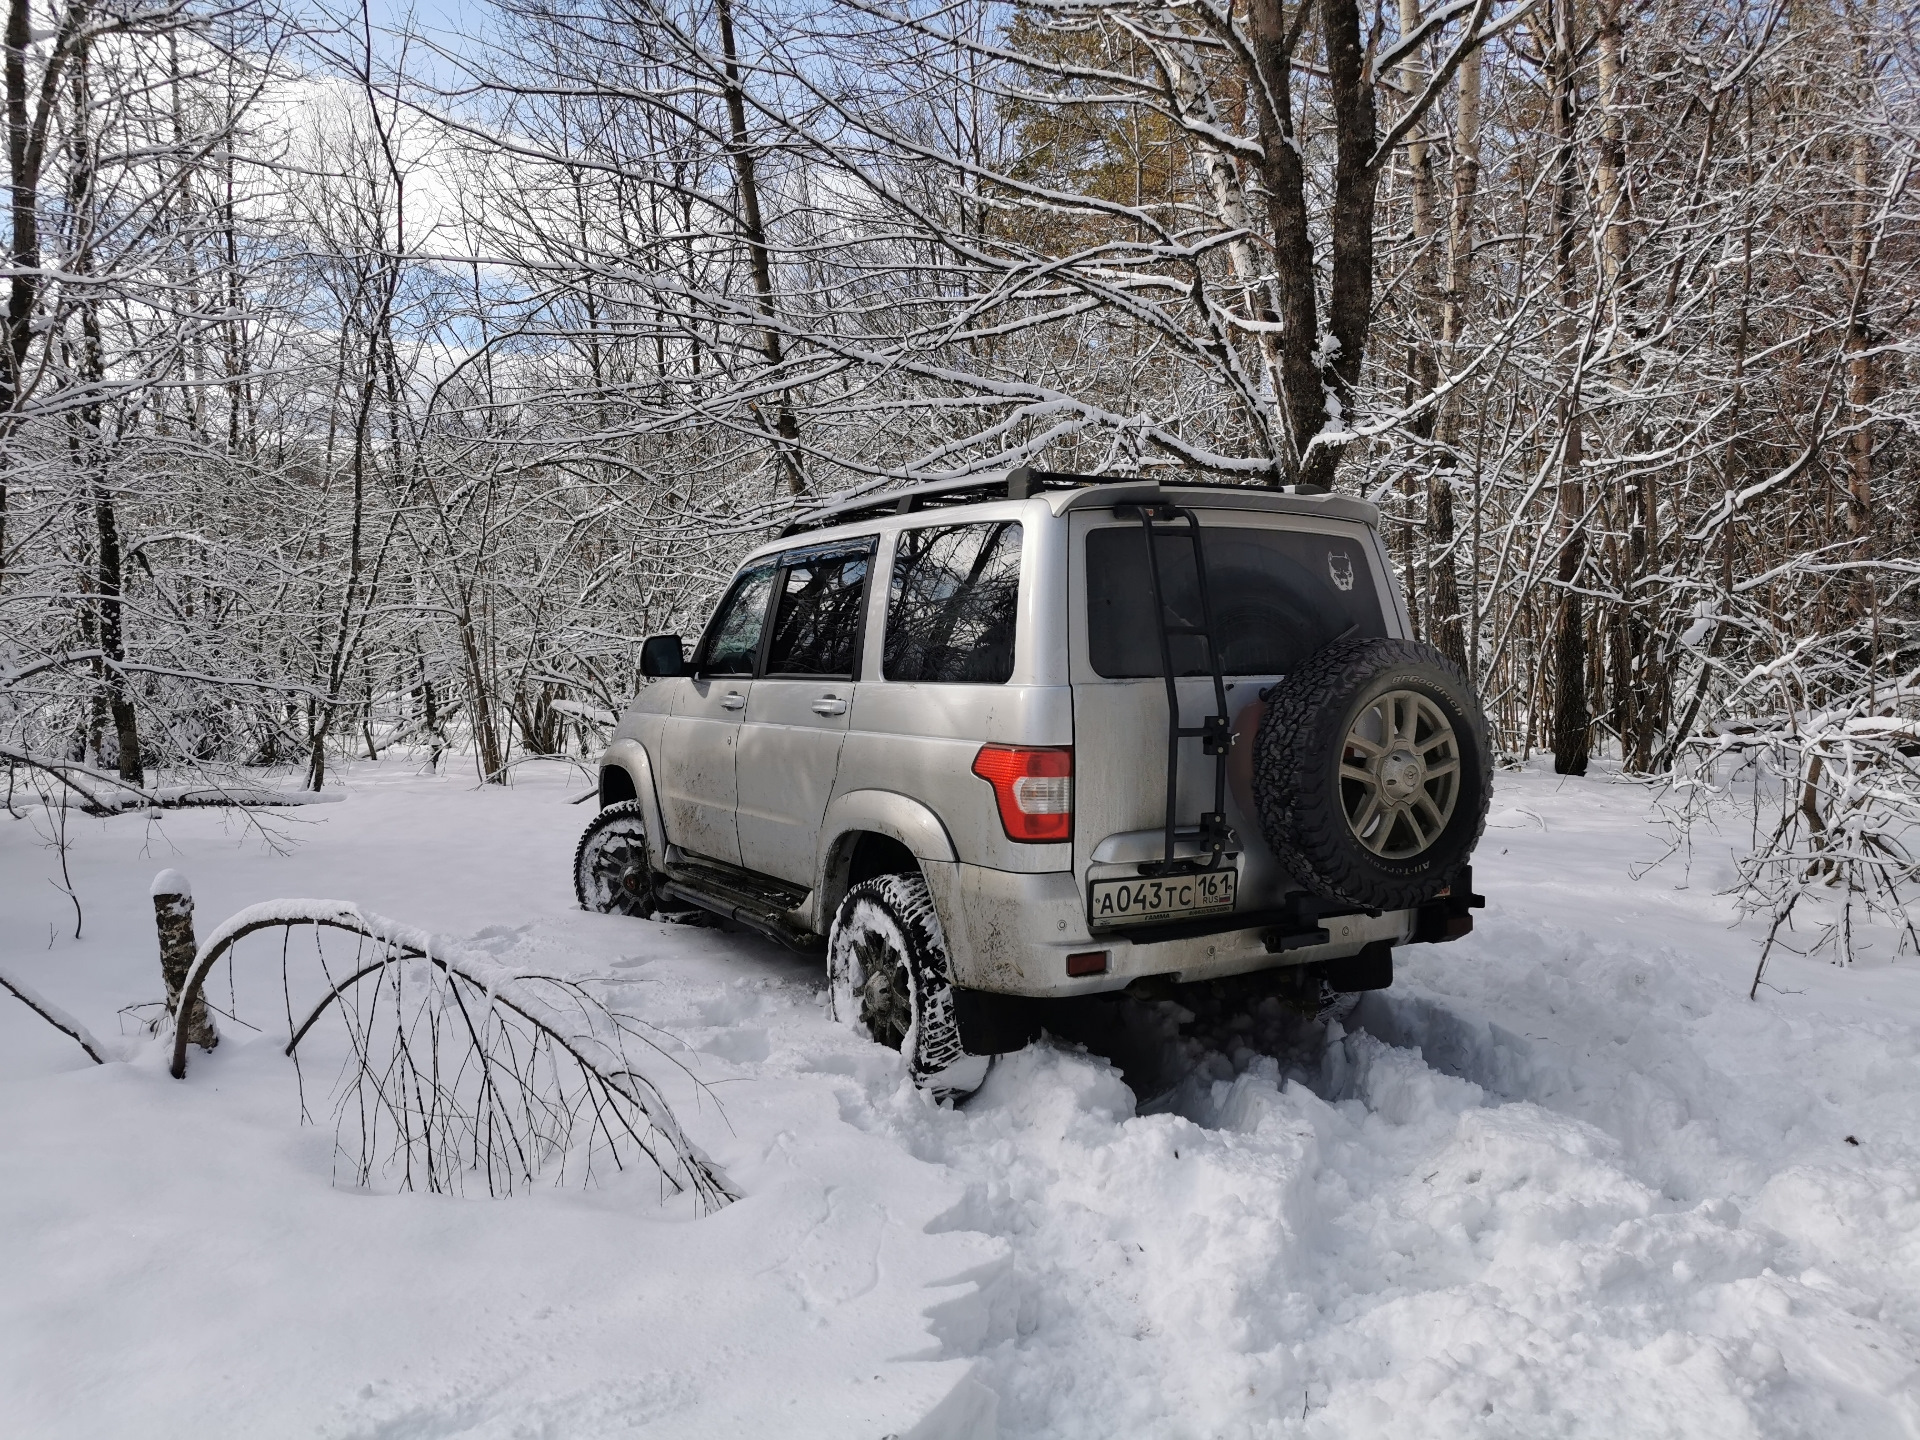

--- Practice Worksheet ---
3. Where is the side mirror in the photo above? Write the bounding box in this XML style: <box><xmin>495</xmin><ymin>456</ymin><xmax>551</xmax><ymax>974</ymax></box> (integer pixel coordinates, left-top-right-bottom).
<box><xmin>640</xmin><ymin>633</ymin><xmax>687</xmax><ymax>678</ymax></box>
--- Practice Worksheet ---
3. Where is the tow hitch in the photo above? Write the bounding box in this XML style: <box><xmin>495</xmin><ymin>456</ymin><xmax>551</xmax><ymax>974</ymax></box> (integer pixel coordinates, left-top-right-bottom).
<box><xmin>1411</xmin><ymin>864</ymin><xmax>1487</xmax><ymax>943</ymax></box>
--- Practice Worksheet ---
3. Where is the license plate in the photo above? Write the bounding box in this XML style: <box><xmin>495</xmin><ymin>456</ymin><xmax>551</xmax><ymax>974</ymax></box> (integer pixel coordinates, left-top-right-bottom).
<box><xmin>1088</xmin><ymin>869</ymin><xmax>1236</xmax><ymax>927</ymax></box>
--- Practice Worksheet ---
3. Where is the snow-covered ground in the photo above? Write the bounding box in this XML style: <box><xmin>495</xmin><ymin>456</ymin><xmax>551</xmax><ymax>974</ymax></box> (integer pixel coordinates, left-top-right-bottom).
<box><xmin>3</xmin><ymin>759</ymin><xmax>1918</xmax><ymax>1438</ymax></box>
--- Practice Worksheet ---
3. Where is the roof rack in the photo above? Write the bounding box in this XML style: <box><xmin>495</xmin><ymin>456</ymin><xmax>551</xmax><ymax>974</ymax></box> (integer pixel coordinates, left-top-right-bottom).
<box><xmin>779</xmin><ymin>467</ymin><xmax>1285</xmax><ymax>538</ymax></box>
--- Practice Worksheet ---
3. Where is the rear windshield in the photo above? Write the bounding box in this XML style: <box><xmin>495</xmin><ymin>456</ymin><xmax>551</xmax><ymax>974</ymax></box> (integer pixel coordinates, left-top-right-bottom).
<box><xmin>1086</xmin><ymin>525</ymin><xmax>1385</xmax><ymax>678</ymax></box>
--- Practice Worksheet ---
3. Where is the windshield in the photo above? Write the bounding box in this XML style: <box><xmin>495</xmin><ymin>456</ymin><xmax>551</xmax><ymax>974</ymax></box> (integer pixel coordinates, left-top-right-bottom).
<box><xmin>1085</xmin><ymin>524</ymin><xmax>1385</xmax><ymax>678</ymax></box>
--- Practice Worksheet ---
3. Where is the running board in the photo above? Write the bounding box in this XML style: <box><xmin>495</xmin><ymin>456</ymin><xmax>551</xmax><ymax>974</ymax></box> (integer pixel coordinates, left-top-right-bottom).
<box><xmin>660</xmin><ymin>853</ymin><xmax>823</xmax><ymax>955</ymax></box>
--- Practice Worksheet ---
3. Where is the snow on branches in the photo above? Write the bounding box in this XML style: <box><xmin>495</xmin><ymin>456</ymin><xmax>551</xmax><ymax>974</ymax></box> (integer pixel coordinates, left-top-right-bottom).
<box><xmin>170</xmin><ymin>900</ymin><xmax>735</xmax><ymax>1209</ymax></box>
<box><xmin>1664</xmin><ymin>671</ymin><xmax>1920</xmax><ymax>989</ymax></box>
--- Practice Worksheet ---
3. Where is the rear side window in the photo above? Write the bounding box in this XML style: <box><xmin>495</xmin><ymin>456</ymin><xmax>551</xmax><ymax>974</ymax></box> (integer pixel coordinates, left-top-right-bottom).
<box><xmin>697</xmin><ymin>562</ymin><xmax>778</xmax><ymax>675</ymax></box>
<box><xmin>884</xmin><ymin>521</ymin><xmax>1021</xmax><ymax>684</ymax></box>
<box><xmin>1086</xmin><ymin>525</ymin><xmax>1384</xmax><ymax>678</ymax></box>
<box><xmin>764</xmin><ymin>545</ymin><xmax>872</xmax><ymax>677</ymax></box>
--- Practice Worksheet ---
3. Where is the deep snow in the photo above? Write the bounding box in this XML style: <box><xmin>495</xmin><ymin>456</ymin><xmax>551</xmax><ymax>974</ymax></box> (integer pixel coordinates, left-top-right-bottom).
<box><xmin>2</xmin><ymin>759</ymin><xmax>1917</xmax><ymax>1438</ymax></box>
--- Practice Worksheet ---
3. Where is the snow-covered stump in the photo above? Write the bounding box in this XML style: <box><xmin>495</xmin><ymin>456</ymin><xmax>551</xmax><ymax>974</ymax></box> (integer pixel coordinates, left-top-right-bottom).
<box><xmin>152</xmin><ymin>870</ymin><xmax>217</xmax><ymax>1053</ymax></box>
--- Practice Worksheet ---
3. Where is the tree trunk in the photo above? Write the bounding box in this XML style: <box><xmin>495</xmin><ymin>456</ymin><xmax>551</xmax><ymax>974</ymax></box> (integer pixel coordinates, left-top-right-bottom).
<box><xmin>1593</xmin><ymin>0</ymin><xmax>1632</xmax><ymax>327</ymax></box>
<box><xmin>0</xmin><ymin>0</ymin><xmax>39</xmax><ymax>584</ymax></box>
<box><xmin>1547</xmin><ymin>0</ymin><xmax>1590</xmax><ymax>775</ymax></box>
<box><xmin>1844</xmin><ymin>14</ymin><xmax>1876</xmax><ymax>581</ymax></box>
<box><xmin>1398</xmin><ymin>0</ymin><xmax>1441</xmax><ymax>647</ymax></box>
<box><xmin>1305</xmin><ymin>0</ymin><xmax>1379</xmax><ymax>493</ymax></box>
<box><xmin>1429</xmin><ymin>45</ymin><xmax>1482</xmax><ymax>673</ymax></box>
<box><xmin>153</xmin><ymin>873</ymin><xmax>216</xmax><ymax>1052</ymax></box>
<box><xmin>66</xmin><ymin>37</ymin><xmax>141</xmax><ymax>783</ymax></box>
<box><xmin>1245</xmin><ymin>0</ymin><xmax>1324</xmax><ymax>488</ymax></box>
<box><xmin>715</xmin><ymin>0</ymin><xmax>804</xmax><ymax>497</ymax></box>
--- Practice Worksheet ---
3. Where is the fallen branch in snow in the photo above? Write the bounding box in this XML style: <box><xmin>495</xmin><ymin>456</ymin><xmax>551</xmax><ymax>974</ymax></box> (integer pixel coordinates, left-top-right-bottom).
<box><xmin>170</xmin><ymin>901</ymin><xmax>734</xmax><ymax>1208</ymax></box>
<box><xmin>0</xmin><ymin>968</ymin><xmax>109</xmax><ymax>1064</ymax></box>
<box><xmin>1</xmin><ymin>748</ymin><xmax>342</xmax><ymax>815</ymax></box>
<box><xmin>1</xmin><ymin>747</ymin><xmax>160</xmax><ymax>813</ymax></box>
<box><xmin>84</xmin><ymin>786</ymin><xmax>344</xmax><ymax>813</ymax></box>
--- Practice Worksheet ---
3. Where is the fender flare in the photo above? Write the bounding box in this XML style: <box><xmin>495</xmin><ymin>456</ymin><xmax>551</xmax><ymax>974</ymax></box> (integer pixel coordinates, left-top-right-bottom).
<box><xmin>816</xmin><ymin>789</ymin><xmax>958</xmax><ymax>923</ymax></box>
<box><xmin>599</xmin><ymin>738</ymin><xmax>669</xmax><ymax>856</ymax></box>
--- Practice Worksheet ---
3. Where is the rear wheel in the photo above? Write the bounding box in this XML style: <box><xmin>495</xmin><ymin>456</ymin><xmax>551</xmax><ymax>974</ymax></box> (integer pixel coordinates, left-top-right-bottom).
<box><xmin>828</xmin><ymin>874</ymin><xmax>989</xmax><ymax>1101</ymax></box>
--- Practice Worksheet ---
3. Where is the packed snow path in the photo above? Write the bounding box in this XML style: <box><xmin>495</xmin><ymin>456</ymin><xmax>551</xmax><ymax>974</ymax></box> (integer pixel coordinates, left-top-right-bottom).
<box><xmin>3</xmin><ymin>761</ymin><xmax>1917</xmax><ymax>1437</ymax></box>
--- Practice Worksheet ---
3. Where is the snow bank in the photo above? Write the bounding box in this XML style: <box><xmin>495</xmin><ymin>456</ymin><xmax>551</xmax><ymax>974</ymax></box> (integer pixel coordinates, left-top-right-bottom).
<box><xmin>0</xmin><ymin>764</ymin><xmax>999</xmax><ymax>1437</ymax></box>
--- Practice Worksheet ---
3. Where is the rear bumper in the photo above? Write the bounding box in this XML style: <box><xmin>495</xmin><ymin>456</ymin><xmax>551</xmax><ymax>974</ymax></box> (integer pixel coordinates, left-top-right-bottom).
<box><xmin>923</xmin><ymin>859</ymin><xmax>1416</xmax><ymax>998</ymax></box>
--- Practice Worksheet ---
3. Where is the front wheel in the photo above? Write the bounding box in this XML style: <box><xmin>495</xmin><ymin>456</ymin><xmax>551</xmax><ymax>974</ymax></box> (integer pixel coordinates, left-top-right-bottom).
<box><xmin>828</xmin><ymin>874</ymin><xmax>989</xmax><ymax>1101</ymax></box>
<box><xmin>574</xmin><ymin>800</ymin><xmax>665</xmax><ymax>917</ymax></box>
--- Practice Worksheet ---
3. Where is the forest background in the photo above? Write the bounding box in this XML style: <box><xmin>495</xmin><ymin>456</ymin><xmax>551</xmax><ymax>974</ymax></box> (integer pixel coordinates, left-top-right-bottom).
<box><xmin>0</xmin><ymin>0</ymin><xmax>1913</xmax><ymax>959</ymax></box>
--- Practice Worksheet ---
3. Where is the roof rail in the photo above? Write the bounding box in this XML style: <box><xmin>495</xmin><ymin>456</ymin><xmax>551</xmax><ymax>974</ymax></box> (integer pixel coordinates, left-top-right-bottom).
<box><xmin>779</xmin><ymin>468</ymin><xmax>1282</xmax><ymax>537</ymax></box>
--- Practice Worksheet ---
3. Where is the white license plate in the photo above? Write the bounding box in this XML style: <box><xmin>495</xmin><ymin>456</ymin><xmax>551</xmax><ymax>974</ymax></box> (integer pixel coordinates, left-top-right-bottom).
<box><xmin>1088</xmin><ymin>869</ymin><xmax>1237</xmax><ymax>927</ymax></box>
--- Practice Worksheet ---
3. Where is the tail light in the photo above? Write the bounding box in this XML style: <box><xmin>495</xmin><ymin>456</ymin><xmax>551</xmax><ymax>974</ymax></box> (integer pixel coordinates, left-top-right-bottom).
<box><xmin>972</xmin><ymin>744</ymin><xmax>1072</xmax><ymax>842</ymax></box>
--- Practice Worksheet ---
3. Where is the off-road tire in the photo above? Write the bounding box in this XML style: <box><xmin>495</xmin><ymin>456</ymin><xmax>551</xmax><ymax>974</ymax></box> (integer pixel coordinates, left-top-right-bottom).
<box><xmin>574</xmin><ymin>800</ymin><xmax>667</xmax><ymax>917</ymax></box>
<box><xmin>828</xmin><ymin>874</ymin><xmax>989</xmax><ymax>1101</ymax></box>
<box><xmin>1253</xmin><ymin>636</ymin><xmax>1491</xmax><ymax>910</ymax></box>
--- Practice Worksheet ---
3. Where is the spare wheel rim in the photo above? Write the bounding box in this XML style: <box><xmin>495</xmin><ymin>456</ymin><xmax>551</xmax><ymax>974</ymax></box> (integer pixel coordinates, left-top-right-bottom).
<box><xmin>1338</xmin><ymin>689</ymin><xmax>1461</xmax><ymax>859</ymax></box>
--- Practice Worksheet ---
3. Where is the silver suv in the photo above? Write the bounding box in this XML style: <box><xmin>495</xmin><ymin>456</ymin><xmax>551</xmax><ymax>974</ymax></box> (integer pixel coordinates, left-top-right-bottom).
<box><xmin>576</xmin><ymin>470</ymin><xmax>1489</xmax><ymax>1096</ymax></box>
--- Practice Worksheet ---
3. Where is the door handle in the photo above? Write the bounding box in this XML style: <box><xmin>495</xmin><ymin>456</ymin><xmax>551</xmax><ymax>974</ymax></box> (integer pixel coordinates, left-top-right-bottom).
<box><xmin>811</xmin><ymin>696</ymin><xmax>848</xmax><ymax>716</ymax></box>
<box><xmin>721</xmin><ymin>691</ymin><xmax>746</xmax><ymax>710</ymax></box>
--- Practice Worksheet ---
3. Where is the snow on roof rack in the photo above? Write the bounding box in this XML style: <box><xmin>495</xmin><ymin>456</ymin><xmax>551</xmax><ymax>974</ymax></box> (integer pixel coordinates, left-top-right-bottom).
<box><xmin>779</xmin><ymin>468</ymin><xmax>1284</xmax><ymax>537</ymax></box>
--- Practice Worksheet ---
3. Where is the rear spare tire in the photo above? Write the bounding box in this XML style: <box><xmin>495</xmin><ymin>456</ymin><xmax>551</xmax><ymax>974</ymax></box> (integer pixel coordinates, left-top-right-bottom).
<box><xmin>1252</xmin><ymin>637</ymin><xmax>1491</xmax><ymax>911</ymax></box>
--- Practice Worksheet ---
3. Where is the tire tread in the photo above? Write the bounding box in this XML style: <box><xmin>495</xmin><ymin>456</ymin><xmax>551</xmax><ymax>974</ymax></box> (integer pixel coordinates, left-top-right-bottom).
<box><xmin>1252</xmin><ymin>637</ymin><xmax>1492</xmax><ymax>910</ymax></box>
<box><xmin>829</xmin><ymin>874</ymin><xmax>984</xmax><ymax>1099</ymax></box>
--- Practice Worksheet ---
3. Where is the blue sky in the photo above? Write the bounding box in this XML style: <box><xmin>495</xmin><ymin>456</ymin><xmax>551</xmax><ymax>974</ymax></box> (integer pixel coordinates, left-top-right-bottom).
<box><xmin>309</xmin><ymin>0</ymin><xmax>496</xmax><ymax>85</ymax></box>
<box><xmin>359</xmin><ymin>0</ymin><xmax>489</xmax><ymax>36</ymax></box>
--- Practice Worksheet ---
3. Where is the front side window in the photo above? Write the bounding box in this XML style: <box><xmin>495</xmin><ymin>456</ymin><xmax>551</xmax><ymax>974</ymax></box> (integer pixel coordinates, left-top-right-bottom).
<box><xmin>884</xmin><ymin>521</ymin><xmax>1022</xmax><ymax>684</ymax></box>
<box><xmin>764</xmin><ymin>546</ymin><xmax>872</xmax><ymax>677</ymax></box>
<box><xmin>697</xmin><ymin>562</ymin><xmax>777</xmax><ymax>676</ymax></box>
<box><xmin>1086</xmin><ymin>525</ymin><xmax>1385</xmax><ymax>678</ymax></box>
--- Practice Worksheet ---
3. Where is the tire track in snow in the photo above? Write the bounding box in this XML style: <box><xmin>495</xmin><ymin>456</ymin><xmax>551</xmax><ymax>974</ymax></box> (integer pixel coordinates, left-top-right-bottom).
<box><xmin>857</xmin><ymin>916</ymin><xmax>1920</xmax><ymax>1438</ymax></box>
<box><xmin>585</xmin><ymin>868</ymin><xmax>1920</xmax><ymax>1437</ymax></box>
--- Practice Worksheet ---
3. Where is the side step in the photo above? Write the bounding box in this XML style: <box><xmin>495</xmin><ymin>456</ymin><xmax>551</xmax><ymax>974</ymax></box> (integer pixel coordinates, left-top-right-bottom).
<box><xmin>660</xmin><ymin>853</ymin><xmax>823</xmax><ymax>954</ymax></box>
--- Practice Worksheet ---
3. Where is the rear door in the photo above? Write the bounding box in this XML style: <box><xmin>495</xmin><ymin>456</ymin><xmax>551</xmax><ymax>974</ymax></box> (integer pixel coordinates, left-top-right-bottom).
<box><xmin>836</xmin><ymin>515</ymin><xmax>1075</xmax><ymax>873</ymax></box>
<box><xmin>736</xmin><ymin>539</ymin><xmax>876</xmax><ymax>883</ymax></box>
<box><xmin>658</xmin><ymin>561</ymin><xmax>776</xmax><ymax>866</ymax></box>
<box><xmin>1070</xmin><ymin>512</ymin><xmax>1393</xmax><ymax>916</ymax></box>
